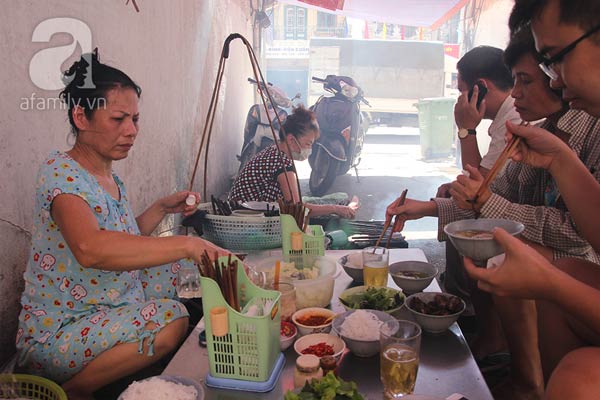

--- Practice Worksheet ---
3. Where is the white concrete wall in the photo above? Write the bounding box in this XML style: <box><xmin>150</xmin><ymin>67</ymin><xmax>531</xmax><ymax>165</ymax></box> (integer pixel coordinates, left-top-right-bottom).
<box><xmin>0</xmin><ymin>0</ymin><xmax>254</xmax><ymax>366</ymax></box>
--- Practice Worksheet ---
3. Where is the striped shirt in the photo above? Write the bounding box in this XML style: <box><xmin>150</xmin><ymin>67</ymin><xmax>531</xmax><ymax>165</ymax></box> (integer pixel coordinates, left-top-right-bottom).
<box><xmin>435</xmin><ymin>109</ymin><xmax>600</xmax><ymax>264</ymax></box>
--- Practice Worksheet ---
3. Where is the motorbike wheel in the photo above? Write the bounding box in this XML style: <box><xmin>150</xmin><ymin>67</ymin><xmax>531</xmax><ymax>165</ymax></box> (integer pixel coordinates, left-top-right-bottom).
<box><xmin>309</xmin><ymin>147</ymin><xmax>339</xmax><ymax>197</ymax></box>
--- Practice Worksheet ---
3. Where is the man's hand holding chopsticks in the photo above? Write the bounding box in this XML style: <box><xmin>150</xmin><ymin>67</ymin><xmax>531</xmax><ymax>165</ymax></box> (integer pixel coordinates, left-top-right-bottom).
<box><xmin>450</xmin><ymin>165</ymin><xmax>492</xmax><ymax>212</ymax></box>
<box><xmin>506</xmin><ymin>121</ymin><xmax>570</xmax><ymax>171</ymax></box>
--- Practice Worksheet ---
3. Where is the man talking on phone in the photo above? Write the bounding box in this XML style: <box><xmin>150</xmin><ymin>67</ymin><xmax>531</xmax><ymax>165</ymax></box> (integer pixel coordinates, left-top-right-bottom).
<box><xmin>450</xmin><ymin>46</ymin><xmax>521</xmax><ymax>185</ymax></box>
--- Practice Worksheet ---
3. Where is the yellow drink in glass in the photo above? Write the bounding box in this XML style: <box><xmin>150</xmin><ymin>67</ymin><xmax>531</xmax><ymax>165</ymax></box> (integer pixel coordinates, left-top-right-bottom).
<box><xmin>362</xmin><ymin>246</ymin><xmax>389</xmax><ymax>287</ymax></box>
<box><xmin>363</xmin><ymin>264</ymin><xmax>389</xmax><ymax>287</ymax></box>
<box><xmin>380</xmin><ymin>319</ymin><xmax>421</xmax><ymax>399</ymax></box>
<box><xmin>381</xmin><ymin>344</ymin><xmax>419</xmax><ymax>398</ymax></box>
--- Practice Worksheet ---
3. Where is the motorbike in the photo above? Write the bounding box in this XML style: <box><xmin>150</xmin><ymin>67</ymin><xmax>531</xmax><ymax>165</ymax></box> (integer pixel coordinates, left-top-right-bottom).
<box><xmin>308</xmin><ymin>75</ymin><xmax>369</xmax><ymax>196</ymax></box>
<box><xmin>237</xmin><ymin>78</ymin><xmax>300</xmax><ymax>172</ymax></box>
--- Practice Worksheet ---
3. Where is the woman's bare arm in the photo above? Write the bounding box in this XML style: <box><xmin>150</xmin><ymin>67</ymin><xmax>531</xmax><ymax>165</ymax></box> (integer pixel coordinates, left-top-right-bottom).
<box><xmin>52</xmin><ymin>194</ymin><xmax>226</xmax><ymax>270</ymax></box>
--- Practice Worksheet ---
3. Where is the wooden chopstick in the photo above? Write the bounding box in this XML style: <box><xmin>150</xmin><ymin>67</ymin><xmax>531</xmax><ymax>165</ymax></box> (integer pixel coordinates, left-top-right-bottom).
<box><xmin>375</xmin><ymin>189</ymin><xmax>408</xmax><ymax>249</ymax></box>
<box><xmin>470</xmin><ymin>122</ymin><xmax>528</xmax><ymax>205</ymax></box>
<box><xmin>385</xmin><ymin>189</ymin><xmax>408</xmax><ymax>248</ymax></box>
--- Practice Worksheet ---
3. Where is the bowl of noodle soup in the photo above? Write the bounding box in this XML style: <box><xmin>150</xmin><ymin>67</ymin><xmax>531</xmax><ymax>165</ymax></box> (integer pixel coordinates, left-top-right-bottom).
<box><xmin>444</xmin><ymin>218</ymin><xmax>524</xmax><ymax>266</ymax></box>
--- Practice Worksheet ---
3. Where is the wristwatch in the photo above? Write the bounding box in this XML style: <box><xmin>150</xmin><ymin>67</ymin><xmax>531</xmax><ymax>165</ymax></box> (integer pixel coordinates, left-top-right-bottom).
<box><xmin>458</xmin><ymin>128</ymin><xmax>477</xmax><ymax>139</ymax></box>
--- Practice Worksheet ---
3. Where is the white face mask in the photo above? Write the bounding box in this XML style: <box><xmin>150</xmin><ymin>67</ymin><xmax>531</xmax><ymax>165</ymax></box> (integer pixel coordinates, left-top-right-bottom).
<box><xmin>291</xmin><ymin>136</ymin><xmax>312</xmax><ymax>161</ymax></box>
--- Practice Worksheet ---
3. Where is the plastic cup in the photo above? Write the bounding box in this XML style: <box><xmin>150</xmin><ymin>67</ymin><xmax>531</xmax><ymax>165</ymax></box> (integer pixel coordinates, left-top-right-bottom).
<box><xmin>210</xmin><ymin>306</ymin><xmax>228</xmax><ymax>337</ymax></box>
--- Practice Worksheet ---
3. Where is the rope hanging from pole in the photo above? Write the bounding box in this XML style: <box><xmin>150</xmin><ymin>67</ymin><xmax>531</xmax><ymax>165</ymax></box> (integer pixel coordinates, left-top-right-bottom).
<box><xmin>188</xmin><ymin>33</ymin><xmax>301</xmax><ymax>203</ymax></box>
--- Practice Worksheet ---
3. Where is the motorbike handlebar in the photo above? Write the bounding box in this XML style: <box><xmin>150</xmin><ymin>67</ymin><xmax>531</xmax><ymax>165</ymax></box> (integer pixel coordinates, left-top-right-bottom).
<box><xmin>312</xmin><ymin>76</ymin><xmax>327</xmax><ymax>83</ymax></box>
<box><xmin>361</xmin><ymin>98</ymin><xmax>371</xmax><ymax>107</ymax></box>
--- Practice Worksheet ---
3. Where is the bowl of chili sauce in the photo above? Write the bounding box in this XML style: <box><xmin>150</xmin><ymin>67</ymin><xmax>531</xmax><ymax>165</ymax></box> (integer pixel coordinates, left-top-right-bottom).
<box><xmin>292</xmin><ymin>307</ymin><xmax>336</xmax><ymax>336</ymax></box>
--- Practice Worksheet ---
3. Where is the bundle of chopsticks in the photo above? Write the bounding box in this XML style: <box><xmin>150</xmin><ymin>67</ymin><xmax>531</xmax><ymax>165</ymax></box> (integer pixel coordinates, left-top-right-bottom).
<box><xmin>198</xmin><ymin>251</ymin><xmax>240</xmax><ymax>311</ymax></box>
<box><xmin>278</xmin><ymin>200</ymin><xmax>308</xmax><ymax>231</ymax></box>
<box><xmin>469</xmin><ymin>121</ymin><xmax>528</xmax><ymax>210</ymax></box>
<box><xmin>211</xmin><ymin>195</ymin><xmax>237</xmax><ymax>216</ymax></box>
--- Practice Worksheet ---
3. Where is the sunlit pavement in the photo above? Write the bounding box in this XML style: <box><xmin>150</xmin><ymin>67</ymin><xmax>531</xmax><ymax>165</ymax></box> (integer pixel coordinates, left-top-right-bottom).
<box><xmin>297</xmin><ymin>131</ymin><xmax>460</xmax><ymax>240</ymax></box>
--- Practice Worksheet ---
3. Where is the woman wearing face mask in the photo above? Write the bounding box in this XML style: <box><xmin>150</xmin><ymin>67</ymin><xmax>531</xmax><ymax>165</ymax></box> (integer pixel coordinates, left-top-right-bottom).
<box><xmin>229</xmin><ymin>106</ymin><xmax>358</xmax><ymax>218</ymax></box>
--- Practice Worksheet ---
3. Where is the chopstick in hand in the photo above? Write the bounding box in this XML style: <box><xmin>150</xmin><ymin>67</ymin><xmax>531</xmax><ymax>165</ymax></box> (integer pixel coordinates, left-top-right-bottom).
<box><xmin>469</xmin><ymin>121</ymin><xmax>529</xmax><ymax>206</ymax></box>
<box><xmin>375</xmin><ymin>189</ymin><xmax>408</xmax><ymax>249</ymax></box>
<box><xmin>385</xmin><ymin>190</ymin><xmax>408</xmax><ymax>248</ymax></box>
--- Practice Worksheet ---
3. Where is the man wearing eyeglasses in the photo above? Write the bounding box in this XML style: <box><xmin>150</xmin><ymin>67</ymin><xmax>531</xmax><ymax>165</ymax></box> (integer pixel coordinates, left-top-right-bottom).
<box><xmin>462</xmin><ymin>1</ymin><xmax>600</xmax><ymax>399</ymax></box>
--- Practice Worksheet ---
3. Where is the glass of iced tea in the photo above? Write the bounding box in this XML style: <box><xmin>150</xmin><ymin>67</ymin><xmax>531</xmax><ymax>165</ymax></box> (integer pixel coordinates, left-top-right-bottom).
<box><xmin>362</xmin><ymin>246</ymin><xmax>389</xmax><ymax>287</ymax></box>
<box><xmin>380</xmin><ymin>319</ymin><xmax>421</xmax><ymax>398</ymax></box>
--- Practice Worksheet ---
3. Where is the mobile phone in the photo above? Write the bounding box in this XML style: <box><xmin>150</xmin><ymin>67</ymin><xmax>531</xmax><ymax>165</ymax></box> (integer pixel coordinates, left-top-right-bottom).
<box><xmin>468</xmin><ymin>81</ymin><xmax>488</xmax><ymax>109</ymax></box>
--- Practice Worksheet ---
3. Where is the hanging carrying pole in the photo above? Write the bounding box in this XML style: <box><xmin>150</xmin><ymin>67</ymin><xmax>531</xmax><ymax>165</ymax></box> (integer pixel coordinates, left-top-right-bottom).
<box><xmin>188</xmin><ymin>33</ymin><xmax>301</xmax><ymax>202</ymax></box>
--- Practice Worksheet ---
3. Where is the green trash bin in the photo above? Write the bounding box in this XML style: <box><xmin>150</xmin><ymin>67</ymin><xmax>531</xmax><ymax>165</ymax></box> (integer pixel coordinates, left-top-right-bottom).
<box><xmin>416</xmin><ymin>97</ymin><xmax>456</xmax><ymax>159</ymax></box>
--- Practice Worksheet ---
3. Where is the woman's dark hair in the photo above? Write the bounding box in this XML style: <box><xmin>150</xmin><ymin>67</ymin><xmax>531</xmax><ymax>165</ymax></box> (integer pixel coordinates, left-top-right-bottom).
<box><xmin>504</xmin><ymin>28</ymin><xmax>542</xmax><ymax>69</ymax></box>
<box><xmin>279</xmin><ymin>105</ymin><xmax>319</xmax><ymax>141</ymax></box>
<box><xmin>59</xmin><ymin>48</ymin><xmax>141</xmax><ymax>134</ymax></box>
<box><xmin>457</xmin><ymin>46</ymin><xmax>514</xmax><ymax>91</ymax></box>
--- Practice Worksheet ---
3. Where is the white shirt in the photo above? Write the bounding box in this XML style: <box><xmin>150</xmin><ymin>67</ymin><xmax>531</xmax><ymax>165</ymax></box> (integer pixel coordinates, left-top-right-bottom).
<box><xmin>480</xmin><ymin>95</ymin><xmax>521</xmax><ymax>170</ymax></box>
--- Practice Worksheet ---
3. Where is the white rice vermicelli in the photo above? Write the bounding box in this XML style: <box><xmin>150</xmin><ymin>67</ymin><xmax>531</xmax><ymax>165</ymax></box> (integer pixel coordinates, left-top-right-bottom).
<box><xmin>120</xmin><ymin>377</ymin><xmax>198</xmax><ymax>400</ymax></box>
<box><xmin>339</xmin><ymin>310</ymin><xmax>383</xmax><ymax>341</ymax></box>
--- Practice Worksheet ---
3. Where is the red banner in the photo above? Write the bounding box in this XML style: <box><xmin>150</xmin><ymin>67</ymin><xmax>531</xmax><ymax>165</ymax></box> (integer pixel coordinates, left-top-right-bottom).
<box><xmin>444</xmin><ymin>43</ymin><xmax>460</xmax><ymax>59</ymax></box>
<box><xmin>298</xmin><ymin>0</ymin><xmax>344</xmax><ymax>11</ymax></box>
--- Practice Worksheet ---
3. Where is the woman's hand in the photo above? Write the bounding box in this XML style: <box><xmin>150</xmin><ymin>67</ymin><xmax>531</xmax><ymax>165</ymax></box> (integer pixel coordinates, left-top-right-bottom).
<box><xmin>385</xmin><ymin>198</ymin><xmax>437</xmax><ymax>232</ymax></box>
<box><xmin>449</xmin><ymin>165</ymin><xmax>491</xmax><ymax>211</ymax></box>
<box><xmin>159</xmin><ymin>191</ymin><xmax>201</xmax><ymax>217</ymax></box>
<box><xmin>506</xmin><ymin>121</ymin><xmax>571</xmax><ymax>171</ymax></box>
<box><xmin>189</xmin><ymin>237</ymin><xmax>231</xmax><ymax>263</ymax></box>
<box><xmin>463</xmin><ymin>228</ymin><xmax>555</xmax><ymax>299</ymax></box>
<box><xmin>334</xmin><ymin>195</ymin><xmax>360</xmax><ymax>219</ymax></box>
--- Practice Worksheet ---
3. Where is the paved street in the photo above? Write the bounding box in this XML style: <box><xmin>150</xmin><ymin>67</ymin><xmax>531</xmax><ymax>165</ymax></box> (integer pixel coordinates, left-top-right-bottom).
<box><xmin>296</xmin><ymin>129</ymin><xmax>461</xmax><ymax>271</ymax></box>
<box><xmin>297</xmin><ymin>130</ymin><xmax>460</xmax><ymax>239</ymax></box>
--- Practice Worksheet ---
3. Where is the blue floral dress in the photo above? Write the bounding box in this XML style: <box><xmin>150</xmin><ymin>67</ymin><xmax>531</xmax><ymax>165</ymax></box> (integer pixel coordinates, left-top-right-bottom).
<box><xmin>16</xmin><ymin>151</ymin><xmax>190</xmax><ymax>383</ymax></box>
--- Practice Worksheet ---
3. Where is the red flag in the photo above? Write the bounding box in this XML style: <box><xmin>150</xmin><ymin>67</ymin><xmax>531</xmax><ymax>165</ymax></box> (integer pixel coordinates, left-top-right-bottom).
<box><xmin>299</xmin><ymin>0</ymin><xmax>344</xmax><ymax>11</ymax></box>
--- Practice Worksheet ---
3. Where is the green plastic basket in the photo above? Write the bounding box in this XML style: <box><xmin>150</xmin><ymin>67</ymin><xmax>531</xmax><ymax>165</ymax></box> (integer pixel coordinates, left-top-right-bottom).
<box><xmin>280</xmin><ymin>214</ymin><xmax>325</xmax><ymax>268</ymax></box>
<box><xmin>201</xmin><ymin>256</ymin><xmax>281</xmax><ymax>382</ymax></box>
<box><xmin>0</xmin><ymin>374</ymin><xmax>67</xmax><ymax>400</ymax></box>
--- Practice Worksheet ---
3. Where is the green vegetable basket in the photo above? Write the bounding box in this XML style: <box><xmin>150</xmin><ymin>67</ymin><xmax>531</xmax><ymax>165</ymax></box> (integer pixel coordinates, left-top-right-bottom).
<box><xmin>280</xmin><ymin>214</ymin><xmax>325</xmax><ymax>268</ymax></box>
<box><xmin>0</xmin><ymin>374</ymin><xmax>67</xmax><ymax>400</ymax></box>
<box><xmin>201</xmin><ymin>256</ymin><xmax>281</xmax><ymax>382</ymax></box>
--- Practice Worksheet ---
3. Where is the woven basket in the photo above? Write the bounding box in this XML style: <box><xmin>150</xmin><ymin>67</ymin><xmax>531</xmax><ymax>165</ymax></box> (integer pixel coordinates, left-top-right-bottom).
<box><xmin>198</xmin><ymin>203</ymin><xmax>282</xmax><ymax>251</ymax></box>
<box><xmin>0</xmin><ymin>374</ymin><xmax>67</xmax><ymax>400</ymax></box>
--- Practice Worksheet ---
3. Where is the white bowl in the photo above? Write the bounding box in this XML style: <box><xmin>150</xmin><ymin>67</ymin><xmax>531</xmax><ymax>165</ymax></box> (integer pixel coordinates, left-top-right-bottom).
<box><xmin>337</xmin><ymin>253</ymin><xmax>363</xmax><ymax>284</ymax></box>
<box><xmin>280</xmin><ymin>321</ymin><xmax>298</xmax><ymax>351</ymax></box>
<box><xmin>256</xmin><ymin>256</ymin><xmax>336</xmax><ymax>309</ymax></box>
<box><xmin>292</xmin><ymin>307</ymin><xmax>336</xmax><ymax>336</ymax></box>
<box><xmin>389</xmin><ymin>261</ymin><xmax>437</xmax><ymax>295</ymax></box>
<box><xmin>405</xmin><ymin>292</ymin><xmax>465</xmax><ymax>334</ymax></box>
<box><xmin>444</xmin><ymin>218</ymin><xmax>524</xmax><ymax>266</ymax></box>
<box><xmin>293</xmin><ymin>333</ymin><xmax>346</xmax><ymax>362</ymax></box>
<box><xmin>332</xmin><ymin>310</ymin><xmax>395</xmax><ymax>357</ymax></box>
